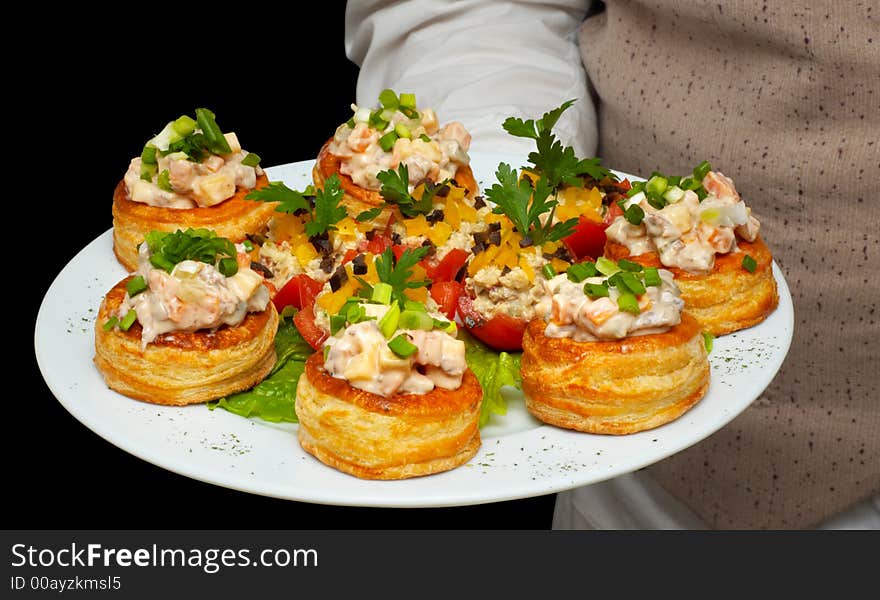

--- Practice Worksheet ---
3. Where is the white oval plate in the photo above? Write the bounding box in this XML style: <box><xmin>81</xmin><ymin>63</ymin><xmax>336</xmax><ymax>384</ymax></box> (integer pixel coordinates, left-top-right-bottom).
<box><xmin>34</xmin><ymin>153</ymin><xmax>793</xmax><ymax>507</ymax></box>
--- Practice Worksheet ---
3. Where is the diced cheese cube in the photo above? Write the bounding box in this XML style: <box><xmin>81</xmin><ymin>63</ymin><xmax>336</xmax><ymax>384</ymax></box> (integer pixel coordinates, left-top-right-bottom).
<box><xmin>192</xmin><ymin>171</ymin><xmax>236</xmax><ymax>207</ymax></box>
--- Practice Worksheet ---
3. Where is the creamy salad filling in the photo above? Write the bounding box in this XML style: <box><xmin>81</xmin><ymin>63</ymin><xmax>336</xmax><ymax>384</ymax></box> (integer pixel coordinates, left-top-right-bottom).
<box><xmin>123</xmin><ymin>110</ymin><xmax>263</xmax><ymax>209</ymax></box>
<box><xmin>116</xmin><ymin>240</ymin><xmax>269</xmax><ymax>348</ymax></box>
<box><xmin>328</xmin><ymin>90</ymin><xmax>471</xmax><ymax>190</ymax></box>
<box><xmin>536</xmin><ymin>259</ymin><xmax>684</xmax><ymax>342</ymax></box>
<box><xmin>606</xmin><ymin>169</ymin><xmax>760</xmax><ymax>274</ymax></box>
<box><xmin>323</xmin><ymin>303</ymin><xmax>466</xmax><ymax>397</ymax></box>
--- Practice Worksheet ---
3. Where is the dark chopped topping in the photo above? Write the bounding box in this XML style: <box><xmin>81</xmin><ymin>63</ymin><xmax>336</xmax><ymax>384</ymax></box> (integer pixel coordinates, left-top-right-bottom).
<box><xmin>421</xmin><ymin>239</ymin><xmax>436</xmax><ymax>257</ymax></box>
<box><xmin>351</xmin><ymin>254</ymin><xmax>368</xmax><ymax>275</ymax></box>
<box><xmin>303</xmin><ymin>194</ymin><xmax>316</xmax><ymax>208</ymax></box>
<box><xmin>365</xmin><ymin>230</ymin><xmax>376</xmax><ymax>241</ymax></box>
<box><xmin>391</xmin><ymin>232</ymin><xmax>402</xmax><ymax>245</ymax></box>
<box><xmin>471</xmin><ymin>241</ymin><xmax>487</xmax><ymax>255</ymax></box>
<box><xmin>473</xmin><ymin>195</ymin><xmax>486</xmax><ymax>209</ymax></box>
<box><xmin>449</xmin><ymin>178</ymin><xmax>459</xmax><ymax>188</ymax></box>
<box><xmin>434</xmin><ymin>184</ymin><xmax>450</xmax><ymax>198</ymax></box>
<box><xmin>543</xmin><ymin>253</ymin><xmax>555</xmax><ymax>261</ymax></box>
<box><xmin>249</xmin><ymin>261</ymin><xmax>274</xmax><ymax>279</ymax></box>
<box><xmin>320</xmin><ymin>255</ymin><xmax>335</xmax><ymax>273</ymax></box>
<box><xmin>293</xmin><ymin>207</ymin><xmax>309</xmax><ymax>217</ymax></box>
<box><xmin>329</xmin><ymin>265</ymin><xmax>348</xmax><ymax>291</ymax></box>
<box><xmin>519</xmin><ymin>236</ymin><xmax>534</xmax><ymax>248</ymax></box>
<box><xmin>554</xmin><ymin>246</ymin><xmax>573</xmax><ymax>262</ymax></box>
<box><xmin>488</xmin><ymin>222</ymin><xmax>501</xmax><ymax>232</ymax></box>
<box><xmin>488</xmin><ymin>229</ymin><xmax>501</xmax><ymax>246</ymax></box>
<box><xmin>246</xmin><ymin>233</ymin><xmax>266</xmax><ymax>246</ymax></box>
<box><xmin>501</xmin><ymin>266</ymin><xmax>511</xmax><ymax>275</ymax></box>
<box><xmin>309</xmin><ymin>232</ymin><xmax>332</xmax><ymax>255</ymax></box>
<box><xmin>426</xmin><ymin>209</ymin><xmax>445</xmax><ymax>223</ymax></box>
<box><xmin>472</xmin><ymin>231</ymin><xmax>489</xmax><ymax>246</ymax></box>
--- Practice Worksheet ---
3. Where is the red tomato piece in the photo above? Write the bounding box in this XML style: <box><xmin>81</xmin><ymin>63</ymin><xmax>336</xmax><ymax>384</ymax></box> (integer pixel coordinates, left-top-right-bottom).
<box><xmin>273</xmin><ymin>274</ymin><xmax>324</xmax><ymax>312</ymax></box>
<box><xmin>456</xmin><ymin>294</ymin><xmax>527</xmax><ymax>352</ymax></box>
<box><xmin>341</xmin><ymin>249</ymin><xmax>358</xmax><ymax>265</ymax></box>
<box><xmin>361</xmin><ymin>234</ymin><xmax>393</xmax><ymax>256</ymax></box>
<box><xmin>429</xmin><ymin>281</ymin><xmax>464</xmax><ymax>320</ymax></box>
<box><xmin>423</xmin><ymin>248</ymin><xmax>469</xmax><ymax>283</ymax></box>
<box><xmin>563</xmin><ymin>217</ymin><xmax>608</xmax><ymax>261</ymax></box>
<box><xmin>294</xmin><ymin>304</ymin><xmax>328</xmax><ymax>350</ymax></box>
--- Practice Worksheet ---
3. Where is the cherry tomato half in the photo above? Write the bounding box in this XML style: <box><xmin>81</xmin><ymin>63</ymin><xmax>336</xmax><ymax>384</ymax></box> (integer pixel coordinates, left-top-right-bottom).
<box><xmin>430</xmin><ymin>280</ymin><xmax>464</xmax><ymax>320</ymax></box>
<box><xmin>294</xmin><ymin>304</ymin><xmax>329</xmax><ymax>350</ymax></box>
<box><xmin>273</xmin><ymin>274</ymin><xmax>324</xmax><ymax>312</ymax></box>
<box><xmin>423</xmin><ymin>248</ymin><xmax>469</xmax><ymax>283</ymax></box>
<box><xmin>456</xmin><ymin>294</ymin><xmax>527</xmax><ymax>352</ymax></box>
<box><xmin>563</xmin><ymin>216</ymin><xmax>608</xmax><ymax>261</ymax></box>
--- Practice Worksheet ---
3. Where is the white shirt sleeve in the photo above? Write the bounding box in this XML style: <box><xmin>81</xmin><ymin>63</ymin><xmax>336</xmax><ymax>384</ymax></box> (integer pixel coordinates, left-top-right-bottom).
<box><xmin>345</xmin><ymin>0</ymin><xmax>595</xmax><ymax>159</ymax></box>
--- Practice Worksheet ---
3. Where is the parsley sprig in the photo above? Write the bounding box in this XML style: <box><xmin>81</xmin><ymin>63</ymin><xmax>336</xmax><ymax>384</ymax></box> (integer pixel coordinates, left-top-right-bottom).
<box><xmin>245</xmin><ymin>175</ymin><xmax>346</xmax><ymax>236</ymax></box>
<box><xmin>358</xmin><ymin>247</ymin><xmax>430</xmax><ymax>307</ymax></box>
<box><xmin>503</xmin><ymin>100</ymin><xmax>615</xmax><ymax>185</ymax></box>
<box><xmin>485</xmin><ymin>164</ymin><xmax>578</xmax><ymax>245</ymax></box>
<box><xmin>376</xmin><ymin>164</ymin><xmax>449</xmax><ymax>218</ymax></box>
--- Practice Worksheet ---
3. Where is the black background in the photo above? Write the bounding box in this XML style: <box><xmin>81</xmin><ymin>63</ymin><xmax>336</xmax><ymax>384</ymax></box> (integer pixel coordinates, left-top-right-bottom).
<box><xmin>14</xmin><ymin>5</ymin><xmax>556</xmax><ymax>529</ymax></box>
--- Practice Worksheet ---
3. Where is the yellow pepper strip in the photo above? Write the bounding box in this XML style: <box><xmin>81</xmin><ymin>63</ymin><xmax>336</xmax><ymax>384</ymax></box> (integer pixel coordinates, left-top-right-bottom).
<box><xmin>269</xmin><ymin>213</ymin><xmax>305</xmax><ymax>243</ymax></box>
<box><xmin>427</xmin><ymin>221</ymin><xmax>452</xmax><ymax>246</ymax></box>
<box><xmin>404</xmin><ymin>214</ymin><xmax>430</xmax><ymax>237</ymax></box>
<box><xmin>518</xmin><ymin>255</ymin><xmax>535</xmax><ymax>283</ymax></box>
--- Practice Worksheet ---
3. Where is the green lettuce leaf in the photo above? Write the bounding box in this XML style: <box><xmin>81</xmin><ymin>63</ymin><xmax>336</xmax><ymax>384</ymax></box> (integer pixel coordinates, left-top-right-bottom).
<box><xmin>459</xmin><ymin>331</ymin><xmax>523</xmax><ymax>426</ymax></box>
<box><xmin>208</xmin><ymin>315</ymin><xmax>314</xmax><ymax>423</ymax></box>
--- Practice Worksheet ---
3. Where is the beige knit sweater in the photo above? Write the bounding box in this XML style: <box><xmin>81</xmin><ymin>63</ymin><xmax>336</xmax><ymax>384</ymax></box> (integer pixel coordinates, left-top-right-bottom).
<box><xmin>580</xmin><ymin>0</ymin><xmax>879</xmax><ymax>528</ymax></box>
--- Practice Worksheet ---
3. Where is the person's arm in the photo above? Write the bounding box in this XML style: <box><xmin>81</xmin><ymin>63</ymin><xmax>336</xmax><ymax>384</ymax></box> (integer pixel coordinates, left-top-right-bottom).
<box><xmin>346</xmin><ymin>0</ymin><xmax>594</xmax><ymax>158</ymax></box>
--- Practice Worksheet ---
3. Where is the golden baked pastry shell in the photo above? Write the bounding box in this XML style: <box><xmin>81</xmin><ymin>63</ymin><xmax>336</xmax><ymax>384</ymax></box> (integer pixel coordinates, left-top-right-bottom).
<box><xmin>112</xmin><ymin>174</ymin><xmax>275</xmax><ymax>271</ymax></box>
<box><xmin>604</xmin><ymin>235</ymin><xmax>778</xmax><ymax>336</ymax></box>
<box><xmin>521</xmin><ymin>312</ymin><xmax>710</xmax><ymax>435</ymax></box>
<box><xmin>295</xmin><ymin>353</ymin><xmax>482</xmax><ymax>480</ymax></box>
<box><xmin>313</xmin><ymin>138</ymin><xmax>478</xmax><ymax>228</ymax></box>
<box><xmin>94</xmin><ymin>277</ymin><xmax>278</xmax><ymax>405</ymax></box>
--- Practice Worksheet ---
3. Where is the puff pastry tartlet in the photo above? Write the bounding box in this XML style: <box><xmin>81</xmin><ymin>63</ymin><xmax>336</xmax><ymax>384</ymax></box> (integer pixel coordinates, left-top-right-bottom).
<box><xmin>313</xmin><ymin>89</ymin><xmax>477</xmax><ymax>226</ymax></box>
<box><xmin>112</xmin><ymin>109</ymin><xmax>276</xmax><ymax>271</ymax></box>
<box><xmin>521</xmin><ymin>260</ymin><xmax>710</xmax><ymax>434</ymax></box>
<box><xmin>95</xmin><ymin>229</ymin><xmax>277</xmax><ymax>405</ymax></box>
<box><xmin>295</xmin><ymin>285</ymin><xmax>481</xmax><ymax>480</ymax></box>
<box><xmin>604</xmin><ymin>164</ymin><xmax>778</xmax><ymax>335</ymax></box>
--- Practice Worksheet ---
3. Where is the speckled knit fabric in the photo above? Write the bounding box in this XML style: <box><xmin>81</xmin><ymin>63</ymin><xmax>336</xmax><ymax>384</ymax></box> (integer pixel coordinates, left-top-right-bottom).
<box><xmin>579</xmin><ymin>1</ymin><xmax>879</xmax><ymax>529</ymax></box>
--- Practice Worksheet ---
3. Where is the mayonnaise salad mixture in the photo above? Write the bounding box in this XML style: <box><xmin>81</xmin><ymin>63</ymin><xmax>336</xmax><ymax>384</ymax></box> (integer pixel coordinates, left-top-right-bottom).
<box><xmin>114</xmin><ymin>231</ymin><xmax>269</xmax><ymax>348</ymax></box>
<box><xmin>123</xmin><ymin>109</ymin><xmax>263</xmax><ymax>209</ymax></box>
<box><xmin>323</xmin><ymin>300</ymin><xmax>466</xmax><ymax>398</ymax></box>
<box><xmin>606</xmin><ymin>168</ymin><xmax>760</xmax><ymax>273</ymax></box>
<box><xmin>537</xmin><ymin>259</ymin><xmax>684</xmax><ymax>342</ymax></box>
<box><xmin>328</xmin><ymin>90</ymin><xmax>471</xmax><ymax>190</ymax></box>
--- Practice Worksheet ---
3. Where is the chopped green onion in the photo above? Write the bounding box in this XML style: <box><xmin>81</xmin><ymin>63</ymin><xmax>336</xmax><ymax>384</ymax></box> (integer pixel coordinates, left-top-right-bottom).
<box><xmin>157</xmin><ymin>169</ymin><xmax>173</xmax><ymax>192</ymax></box>
<box><xmin>102</xmin><ymin>316</ymin><xmax>119</xmax><ymax>331</ymax></box>
<box><xmin>626</xmin><ymin>180</ymin><xmax>646</xmax><ymax>197</ymax></box>
<box><xmin>542</xmin><ymin>264</ymin><xmax>557</xmax><ymax>279</ymax></box>
<box><xmin>398</xmin><ymin>309</ymin><xmax>433</xmax><ymax>331</ymax></box>
<box><xmin>646</xmin><ymin>175</ymin><xmax>668</xmax><ymax>195</ymax></box>
<box><xmin>596</xmin><ymin>256</ymin><xmax>621</xmax><ymax>276</ymax></box>
<box><xmin>379</xmin><ymin>130</ymin><xmax>399</xmax><ymax>152</ymax></box>
<box><xmin>369</xmin><ymin>110</ymin><xmax>387</xmax><ymax>129</ymax></box>
<box><xmin>695</xmin><ymin>187</ymin><xmax>709</xmax><ymax>201</ymax></box>
<box><xmin>419</xmin><ymin>134</ymin><xmax>431</xmax><ymax>143</ymax></box>
<box><xmin>242</xmin><ymin>240</ymin><xmax>254</xmax><ymax>252</ymax></box>
<box><xmin>172</xmin><ymin>115</ymin><xmax>198</xmax><ymax>137</ymax></box>
<box><xmin>330</xmin><ymin>314</ymin><xmax>347</xmax><ymax>335</ymax></box>
<box><xmin>140</xmin><ymin>162</ymin><xmax>157</xmax><ymax>182</ymax></box>
<box><xmin>119</xmin><ymin>309</ymin><xmax>138</xmax><ymax>332</ymax></box>
<box><xmin>700</xmin><ymin>207</ymin><xmax>722</xmax><ymax>224</ymax></box>
<box><xmin>681</xmin><ymin>177</ymin><xmax>699</xmax><ymax>191</ymax></box>
<box><xmin>394</xmin><ymin>122</ymin><xmax>411</xmax><ymax>139</ymax></box>
<box><xmin>346</xmin><ymin>303</ymin><xmax>370</xmax><ymax>324</ymax></box>
<box><xmin>624</xmin><ymin>204</ymin><xmax>645</xmax><ymax>225</ymax></box>
<box><xmin>388</xmin><ymin>334</ymin><xmax>418</xmax><ymax>358</ymax></box>
<box><xmin>701</xmin><ymin>331</ymin><xmax>715</xmax><ymax>354</ymax></box>
<box><xmin>195</xmin><ymin>108</ymin><xmax>232</xmax><ymax>155</ymax></box>
<box><xmin>619</xmin><ymin>272</ymin><xmax>646</xmax><ymax>295</ymax></box>
<box><xmin>378</xmin><ymin>302</ymin><xmax>401</xmax><ymax>338</ymax></box>
<box><xmin>346</xmin><ymin>118</ymin><xmax>356</xmax><ymax>128</ymax></box>
<box><xmin>617</xmin><ymin>259</ymin><xmax>643</xmax><ymax>272</ymax></box>
<box><xmin>663</xmin><ymin>186</ymin><xmax>685</xmax><ymax>204</ymax></box>
<box><xmin>380</xmin><ymin>108</ymin><xmax>396</xmax><ymax>123</ymax></box>
<box><xmin>567</xmin><ymin>261</ymin><xmax>598</xmax><ymax>282</ymax></box>
<box><xmin>693</xmin><ymin>160</ymin><xmax>712</xmax><ymax>181</ymax></box>
<box><xmin>617</xmin><ymin>293</ymin><xmax>641</xmax><ymax>314</ymax></box>
<box><xmin>141</xmin><ymin>145</ymin><xmax>158</xmax><ymax>165</ymax></box>
<box><xmin>218</xmin><ymin>257</ymin><xmax>238</xmax><ymax>277</ymax></box>
<box><xmin>371</xmin><ymin>282</ymin><xmax>393</xmax><ymax>305</ymax></box>
<box><xmin>666</xmin><ymin>175</ymin><xmax>681</xmax><ymax>187</ymax></box>
<box><xmin>149</xmin><ymin>253</ymin><xmax>175</xmax><ymax>273</ymax></box>
<box><xmin>281</xmin><ymin>305</ymin><xmax>297</xmax><ymax>319</ymax></box>
<box><xmin>399</xmin><ymin>92</ymin><xmax>417</xmax><ymax>109</ymax></box>
<box><xmin>404</xmin><ymin>300</ymin><xmax>427</xmax><ymax>312</ymax></box>
<box><xmin>399</xmin><ymin>106</ymin><xmax>419</xmax><ymax>119</ymax></box>
<box><xmin>584</xmin><ymin>282</ymin><xmax>609</xmax><ymax>298</ymax></box>
<box><xmin>742</xmin><ymin>254</ymin><xmax>757</xmax><ymax>273</ymax></box>
<box><xmin>323</xmin><ymin>345</ymin><xmax>331</xmax><ymax>360</ymax></box>
<box><xmin>646</xmin><ymin>191</ymin><xmax>666</xmax><ymax>210</ymax></box>
<box><xmin>125</xmin><ymin>275</ymin><xmax>148</xmax><ymax>297</ymax></box>
<box><xmin>432</xmin><ymin>318</ymin><xmax>457</xmax><ymax>335</ymax></box>
<box><xmin>241</xmin><ymin>152</ymin><xmax>261</xmax><ymax>168</ymax></box>
<box><xmin>643</xmin><ymin>267</ymin><xmax>662</xmax><ymax>287</ymax></box>
<box><xmin>379</xmin><ymin>89</ymin><xmax>399</xmax><ymax>109</ymax></box>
